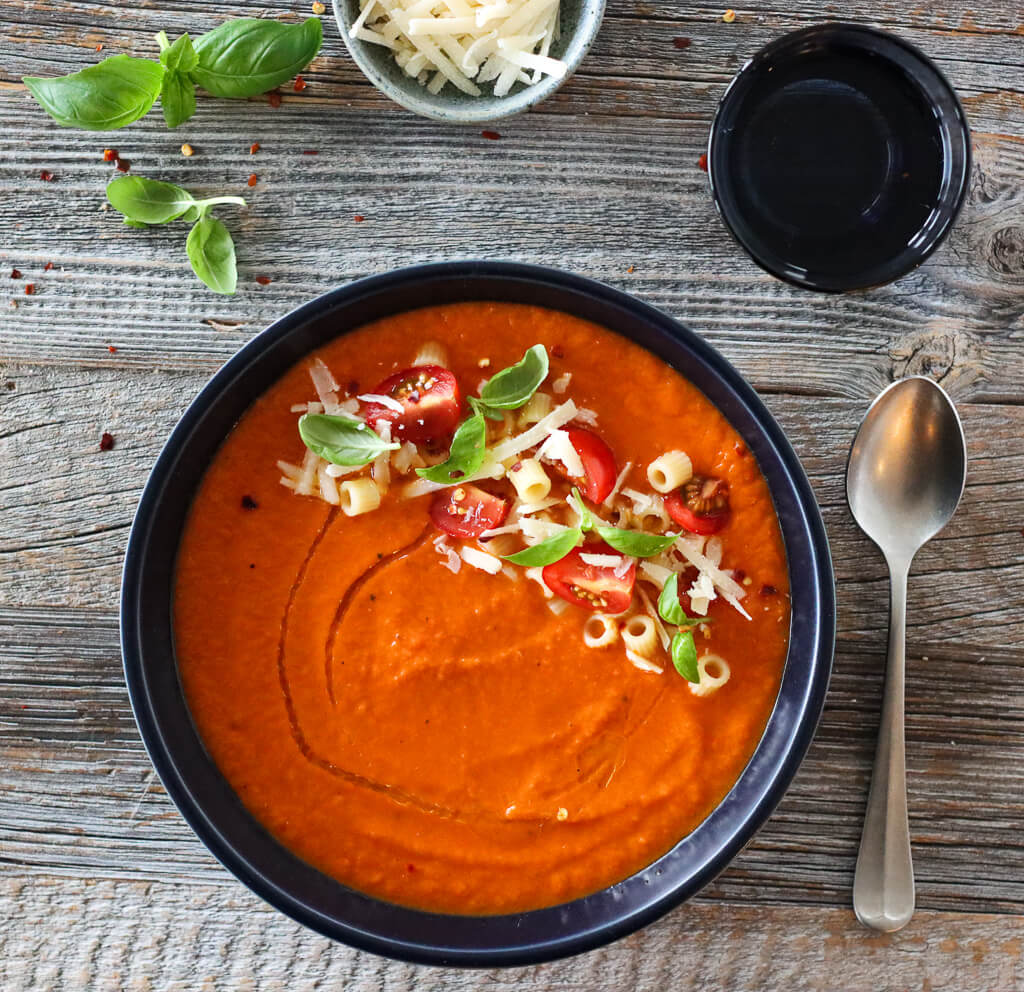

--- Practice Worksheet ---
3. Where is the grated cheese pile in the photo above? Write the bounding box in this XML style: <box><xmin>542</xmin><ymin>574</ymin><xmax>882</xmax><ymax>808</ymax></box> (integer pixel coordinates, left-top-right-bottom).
<box><xmin>350</xmin><ymin>0</ymin><xmax>567</xmax><ymax>97</ymax></box>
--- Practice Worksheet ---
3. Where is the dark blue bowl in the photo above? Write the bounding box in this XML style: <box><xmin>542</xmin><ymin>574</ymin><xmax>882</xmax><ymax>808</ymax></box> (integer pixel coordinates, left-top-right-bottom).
<box><xmin>121</xmin><ymin>262</ymin><xmax>835</xmax><ymax>967</ymax></box>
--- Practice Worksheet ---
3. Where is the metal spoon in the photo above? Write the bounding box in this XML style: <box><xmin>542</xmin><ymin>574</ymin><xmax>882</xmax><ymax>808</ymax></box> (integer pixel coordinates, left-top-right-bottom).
<box><xmin>846</xmin><ymin>376</ymin><xmax>966</xmax><ymax>932</ymax></box>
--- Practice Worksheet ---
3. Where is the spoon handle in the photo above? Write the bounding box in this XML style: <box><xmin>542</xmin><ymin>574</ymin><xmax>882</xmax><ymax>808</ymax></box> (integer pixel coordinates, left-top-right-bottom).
<box><xmin>853</xmin><ymin>560</ymin><xmax>915</xmax><ymax>931</ymax></box>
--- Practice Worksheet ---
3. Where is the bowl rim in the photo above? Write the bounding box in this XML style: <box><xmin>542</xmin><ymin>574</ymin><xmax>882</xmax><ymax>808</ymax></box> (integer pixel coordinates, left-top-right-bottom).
<box><xmin>330</xmin><ymin>0</ymin><xmax>607</xmax><ymax>122</ymax></box>
<box><xmin>121</xmin><ymin>261</ymin><xmax>836</xmax><ymax>967</ymax></box>
<box><xmin>707</xmin><ymin>22</ymin><xmax>972</xmax><ymax>293</ymax></box>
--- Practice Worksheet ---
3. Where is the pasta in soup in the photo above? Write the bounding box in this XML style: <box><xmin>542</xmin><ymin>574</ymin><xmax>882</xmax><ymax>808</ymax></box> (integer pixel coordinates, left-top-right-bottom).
<box><xmin>174</xmin><ymin>302</ymin><xmax>790</xmax><ymax>915</ymax></box>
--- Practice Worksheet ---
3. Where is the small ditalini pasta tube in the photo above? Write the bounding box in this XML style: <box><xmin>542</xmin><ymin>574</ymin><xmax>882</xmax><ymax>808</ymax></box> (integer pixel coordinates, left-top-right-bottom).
<box><xmin>621</xmin><ymin>614</ymin><xmax>659</xmax><ymax>658</ymax></box>
<box><xmin>339</xmin><ymin>477</ymin><xmax>381</xmax><ymax>517</ymax></box>
<box><xmin>647</xmin><ymin>450</ymin><xmax>693</xmax><ymax>494</ymax></box>
<box><xmin>583</xmin><ymin>614</ymin><xmax>619</xmax><ymax>648</ymax></box>
<box><xmin>508</xmin><ymin>457</ymin><xmax>551</xmax><ymax>503</ymax></box>
<box><xmin>689</xmin><ymin>654</ymin><xmax>731</xmax><ymax>697</ymax></box>
<box><xmin>317</xmin><ymin>462</ymin><xmax>341</xmax><ymax>506</ymax></box>
<box><xmin>517</xmin><ymin>390</ymin><xmax>553</xmax><ymax>428</ymax></box>
<box><xmin>412</xmin><ymin>340</ymin><xmax>449</xmax><ymax>367</ymax></box>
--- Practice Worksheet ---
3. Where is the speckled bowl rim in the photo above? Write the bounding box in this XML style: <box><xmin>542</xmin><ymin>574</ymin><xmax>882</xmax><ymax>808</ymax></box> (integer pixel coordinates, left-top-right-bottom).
<box><xmin>121</xmin><ymin>261</ymin><xmax>835</xmax><ymax>967</ymax></box>
<box><xmin>331</xmin><ymin>0</ymin><xmax>606</xmax><ymax>121</ymax></box>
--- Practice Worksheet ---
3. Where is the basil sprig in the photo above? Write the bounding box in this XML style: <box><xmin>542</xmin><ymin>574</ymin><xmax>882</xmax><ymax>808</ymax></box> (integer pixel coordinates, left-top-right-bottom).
<box><xmin>24</xmin><ymin>56</ymin><xmax>164</xmax><ymax>131</ymax></box>
<box><xmin>416</xmin><ymin>410</ymin><xmax>487</xmax><ymax>484</ymax></box>
<box><xmin>478</xmin><ymin>345</ymin><xmax>549</xmax><ymax>410</ymax></box>
<box><xmin>503</xmin><ymin>527</ymin><xmax>582</xmax><ymax>567</ymax></box>
<box><xmin>106</xmin><ymin>176</ymin><xmax>246</xmax><ymax>294</ymax></box>
<box><xmin>657</xmin><ymin>574</ymin><xmax>709</xmax><ymax>682</ymax></box>
<box><xmin>23</xmin><ymin>17</ymin><xmax>322</xmax><ymax>132</ymax></box>
<box><xmin>298</xmin><ymin>414</ymin><xmax>399</xmax><ymax>466</ymax></box>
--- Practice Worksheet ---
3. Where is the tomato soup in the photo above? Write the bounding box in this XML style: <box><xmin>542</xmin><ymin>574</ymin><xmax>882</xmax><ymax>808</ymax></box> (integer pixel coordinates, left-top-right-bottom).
<box><xmin>175</xmin><ymin>302</ymin><xmax>790</xmax><ymax>914</ymax></box>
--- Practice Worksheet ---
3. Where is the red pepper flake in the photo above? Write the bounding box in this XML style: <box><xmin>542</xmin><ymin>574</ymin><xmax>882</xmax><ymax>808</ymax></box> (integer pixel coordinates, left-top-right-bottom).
<box><xmin>95</xmin><ymin>43</ymin><xmax>103</xmax><ymax>51</ymax></box>
<box><xmin>760</xmin><ymin>583</ymin><xmax>778</xmax><ymax>596</ymax></box>
<box><xmin>115</xmin><ymin>158</ymin><xmax>131</xmax><ymax>172</ymax></box>
<box><xmin>347</xmin><ymin>380</ymin><xmax>359</xmax><ymax>394</ymax></box>
<box><xmin>255</xmin><ymin>275</ymin><xmax>272</xmax><ymax>285</ymax></box>
<box><xmin>733</xmin><ymin>568</ymin><xmax>746</xmax><ymax>582</ymax></box>
<box><xmin>302</xmin><ymin>149</ymin><xmax>319</xmax><ymax>155</ymax></box>
<box><xmin>735</xmin><ymin>442</ymin><xmax>747</xmax><ymax>457</ymax></box>
<box><xmin>627</xmin><ymin>265</ymin><xmax>635</xmax><ymax>273</ymax></box>
<box><xmin>552</xmin><ymin>345</ymin><xmax>565</xmax><ymax>359</ymax></box>
<box><xmin>294</xmin><ymin>75</ymin><xmax>307</xmax><ymax>92</ymax></box>
<box><xmin>672</xmin><ymin>36</ymin><xmax>692</xmax><ymax>49</ymax></box>
<box><xmin>268</xmin><ymin>91</ymin><xmax>282</xmax><ymax>108</ymax></box>
<box><xmin>481</xmin><ymin>129</ymin><xmax>501</xmax><ymax>140</ymax></box>
<box><xmin>511</xmin><ymin>461</ymin><xmax>523</xmax><ymax>473</ymax></box>
<box><xmin>40</xmin><ymin>169</ymin><xmax>55</xmax><ymax>181</ymax></box>
<box><xmin>247</xmin><ymin>174</ymin><xmax>259</xmax><ymax>187</ymax></box>
<box><xmin>10</xmin><ymin>268</ymin><xmax>21</xmax><ymax>279</ymax></box>
<box><xmin>241</xmin><ymin>494</ymin><xmax>259</xmax><ymax>510</ymax></box>
<box><xmin>249</xmin><ymin>142</ymin><xmax>261</xmax><ymax>155</ymax></box>
<box><xmin>407</xmin><ymin>863</ymin><xmax>416</xmax><ymax>872</ymax></box>
<box><xmin>698</xmin><ymin>153</ymin><xmax>708</xmax><ymax>172</ymax></box>
<box><xmin>99</xmin><ymin>432</ymin><xmax>115</xmax><ymax>451</ymax></box>
<box><xmin>44</xmin><ymin>261</ymin><xmax>54</xmax><ymax>271</ymax></box>
<box><xmin>24</xmin><ymin>283</ymin><xmax>35</xmax><ymax>295</ymax></box>
<box><xmin>107</xmin><ymin>345</ymin><xmax>117</xmax><ymax>354</ymax></box>
<box><xmin>103</xmin><ymin>148</ymin><xmax>118</xmax><ymax>162</ymax></box>
<box><xmin>353</xmin><ymin>214</ymin><xmax>365</xmax><ymax>223</ymax></box>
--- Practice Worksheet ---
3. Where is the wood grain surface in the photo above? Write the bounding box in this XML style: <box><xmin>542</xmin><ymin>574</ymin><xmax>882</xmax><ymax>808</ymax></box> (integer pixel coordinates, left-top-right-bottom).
<box><xmin>2</xmin><ymin>0</ymin><xmax>1023</xmax><ymax>988</ymax></box>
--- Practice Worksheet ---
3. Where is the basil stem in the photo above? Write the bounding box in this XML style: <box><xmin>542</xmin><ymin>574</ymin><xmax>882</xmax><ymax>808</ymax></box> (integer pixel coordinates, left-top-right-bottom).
<box><xmin>186</xmin><ymin>215</ymin><xmax>238</xmax><ymax>295</ymax></box>
<box><xmin>23</xmin><ymin>56</ymin><xmax>164</xmax><ymax>131</ymax></box>
<box><xmin>299</xmin><ymin>414</ymin><xmax>399</xmax><ymax>466</ymax></box>
<box><xmin>191</xmin><ymin>17</ymin><xmax>323</xmax><ymax>99</ymax></box>
<box><xmin>478</xmin><ymin>345</ymin><xmax>549</xmax><ymax>410</ymax></box>
<box><xmin>416</xmin><ymin>411</ymin><xmax>488</xmax><ymax>485</ymax></box>
<box><xmin>671</xmin><ymin>630</ymin><xmax>699</xmax><ymax>683</ymax></box>
<box><xmin>503</xmin><ymin>527</ymin><xmax>582</xmax><ymax>567</ymax></box>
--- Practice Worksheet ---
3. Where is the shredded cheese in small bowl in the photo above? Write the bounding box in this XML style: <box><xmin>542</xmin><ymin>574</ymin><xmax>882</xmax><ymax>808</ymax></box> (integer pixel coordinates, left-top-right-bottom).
<box><xmin>332</xmin><ymin>0</ymin><xmax>605</xmax><ymax>121</ymax></box>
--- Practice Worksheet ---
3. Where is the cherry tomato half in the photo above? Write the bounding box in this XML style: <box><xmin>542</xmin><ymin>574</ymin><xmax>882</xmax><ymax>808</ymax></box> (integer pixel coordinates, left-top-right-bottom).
<box><xmin>429</xmin><ymin>484</ymin><xmax>510</xmax><ymax>539</ymax></box>
<box><xmin>551</xmin><ymin>427</ymin><xmax>618</xmax><ymax>503</ymax></box>
<box><xmin>542</xmin><ymin>544</ymin><xmax>636</xmax><ymax>614</ymax></box>
<box><xmin>362</xmin><ymin>365</ymin><xmax>461</xmax><ymax>443</ymax></box>
<box><xmin>666</xmin><ymin>474</ymin><xmax>730</xmax><ymax>535</ymax></box>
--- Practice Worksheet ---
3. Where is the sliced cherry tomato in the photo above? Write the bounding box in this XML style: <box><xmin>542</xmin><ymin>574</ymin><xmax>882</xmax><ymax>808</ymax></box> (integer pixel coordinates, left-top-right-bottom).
<box><xmin>542</xmin><ymin>544</ymin><xmax>636</xmax><ymax>614</ymax></box>
<box><xmin>429</xmin><ymin>484</ymin><xmax>510</xmax><ymax>539</ymax></box>
<box><xmin>666</xmin><ymin>474</ymin><xmax>730</xmax><ymax>535</ymax></box>
<box><xmin>362</xmin><ymin>365</ymin><xmax>460</xmax><ymax>443</ymax></box>
<box><xmin>551</xmin><ymin>427</ymin><xmax>618</xmax><ymax>503</ymax></box>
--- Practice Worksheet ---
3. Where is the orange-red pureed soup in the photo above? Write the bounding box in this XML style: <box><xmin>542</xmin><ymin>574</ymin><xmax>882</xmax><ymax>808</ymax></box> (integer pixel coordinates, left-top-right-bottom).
<box><xmin>175</xmin><ymin>302</ymin><xmax>790</xmax><ymax>915</ymax></box>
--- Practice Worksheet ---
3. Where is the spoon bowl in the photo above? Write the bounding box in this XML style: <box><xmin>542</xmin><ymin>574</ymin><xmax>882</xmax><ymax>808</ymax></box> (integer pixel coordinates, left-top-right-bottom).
<box><xmin>846</xmin><ymin>376</ymin><xmax>966</xmax><ymax>932</ymax></box>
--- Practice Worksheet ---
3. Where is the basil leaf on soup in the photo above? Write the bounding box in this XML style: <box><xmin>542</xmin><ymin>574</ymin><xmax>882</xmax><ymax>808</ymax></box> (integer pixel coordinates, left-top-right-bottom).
<box><xmin>570</xmin><ymin>487</ymin><xmax>595</xmax><ymax>531</ymax></box>
<box><xmin>299</xmin><ymin>414</ymin><xmax>399</xmax><ymax>466</ymax></box>
<box><xmin>503</xmin><ymin>527</ymin><xmax>582</xmax><ymax>567</ymax></box>
<box><xmin>593</xmin><ymin>525</ymin><xmax>676</xmax><ymax>558</ymax></box>
<box><xmin>671</xmin><ymin>629</ymin><xmax>699</xmax><ymax>683</ymax></box>
<box><xmin>478</xmin><ymin>344</ymin><xmax>549</xmax><ymax>410</ymax></box>
<box><xmin>24</xmin><ymin>56</ymin><xmax>164</xmax><ymax>131</ymax></box>
<box><xmin>191</xmin><ymin>17</ymin><xmax>323</xmax><ymax>99</ymax></box>
<box><xmin>657</xmin><ymin>574</ymin><xmax>685</xmax><ymax>625</ymax></box>
<box><xmin>158</xmin><ymin>33</ymin><xmax>199</xmax><ymax>74</ymax></box>
<box><xmin>107</xmin><ymin>176</ymin><xmax>196</xmax><ymax>224</ymax></box>
<box><xmin>469</xmin><ymin>395</ymin><xmax>504</xmax><ymax>423</ymax></box>
<box><xmin>186</xmin><ymin>215</ymin><xmax>238</xmax><ymax>295</ymax></box>
<box><xmin>416</xmin><ymin>411</ymin><xmax>487</xmax><ymax>485</ymax></box>
<box><xmin>159</xmin><ymin>70</ymin><xmax>197</xmax><ymax>129</ymax></box>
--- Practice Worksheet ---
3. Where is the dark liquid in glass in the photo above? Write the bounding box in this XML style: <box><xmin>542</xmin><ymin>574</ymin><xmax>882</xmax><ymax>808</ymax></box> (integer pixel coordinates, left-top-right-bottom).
<box><xmin>716</xmin><ymin>41</ymin><xmax>951</xmax><ymax>288</ymax></box>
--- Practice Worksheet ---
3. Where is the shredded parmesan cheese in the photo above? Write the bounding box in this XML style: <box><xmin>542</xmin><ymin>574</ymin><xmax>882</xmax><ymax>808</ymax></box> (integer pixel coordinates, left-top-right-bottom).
<box><xmin>358</xmin><ymin>392</ymin><xmax>404</xmax><ymax>413</ymax></box>
<box><xmin>552</xmin><ymin>372</ymin><xmax>572</xmax><ymax>394</ymax></box>
<box><xmin>674</xmin><ymin>535</ymin><xmax>751</xmax><ymax>620</ymax></box>
<box><xmin>309</xmin><ymin>359</ymin><xmax>343</xmax><ymax>415</ymax></box>
<box><xmin>603</xmin><ymin>460</ymin><xmax>632</xmax><ymax>507</ymax></box>
<box><xmin>638</xmin><ymin>560</ymin><xmax>672</xmax><ymax>588</ymax></box>
<box><xmin>460</xmin><ymin>545</ymin><xmax>503</xmax><ymax>574</ymax></box>
<box><xmin>580</xmin><ymin>553</ymin><xmax>623</xmax><ymax>568</ymax></box>
<box><xmin>489</xmin><ymin>400</ymin><xmax>577</xmax><ymax>463</ymax></box>
<box><xmin>626</xmin><ymin>648</ymin><xmax>663</xmax><ymax>674</ymax></box>
<box><xmin>537</xmin><ymin>428</ymin><xmax>585</xmax><ymax>478</ymax></box>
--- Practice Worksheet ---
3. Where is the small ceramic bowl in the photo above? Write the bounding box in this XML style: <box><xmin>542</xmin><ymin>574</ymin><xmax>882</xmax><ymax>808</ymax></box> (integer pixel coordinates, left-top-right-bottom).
<box><xmin>332</xmin><ymin>0</ymin><xmax>605</xmax><ymax>121</ymax></box>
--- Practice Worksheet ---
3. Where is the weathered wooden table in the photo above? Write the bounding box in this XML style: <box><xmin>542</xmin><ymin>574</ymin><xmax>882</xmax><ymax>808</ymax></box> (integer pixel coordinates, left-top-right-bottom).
<box><xmin>2</xmin><ymin>1</ymin><xmax>1022</xmax><ymax>988</ymax></box>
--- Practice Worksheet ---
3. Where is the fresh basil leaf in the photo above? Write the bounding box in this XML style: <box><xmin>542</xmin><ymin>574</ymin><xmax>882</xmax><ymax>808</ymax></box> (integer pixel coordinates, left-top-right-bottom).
<box><xmin>160</xmin><ymin>69</ymin><xmax>196</xmax><ymax>128</ymax></box>
<box><xmin>298</xmin><ymin>414</ymin><xmax>399</xmax><ymax>466</ymax></box>
<box><xmin>478</xmin><ymin>344</ymin><xmax>549</xmax><ymax>410</ymax></box>
<box><xmin>503</xmin><ymin>527</ymin><xmax>582</xmax><ymax>568</ymax></box>
<box><xmin>657</xmin><ymin>574</ymin><xmax>685</xmax><ymax>625</ymax></box>
<box><xmin>671</xmin><ymin>630</ymin><xmax>699</xmax><ymax>682</ymax></box>
<box><xmin>24</xmin><ymin>56</ymin><xmax>164</xmax><ymax>131</ymax></box>
<box><xmin>186</xmin><ymin>215</ymin><xmax>237</xmax><ymax>294</ymax></box>
<box><xmin>594</xmin><ymin>525</ymin><xmax>676</xmax><ymax>558</ymax></box>
<box><xmin>107</xmin><ymin>175</ymin><xmax>196</xmax><ymax>224</ymax></box>
<box><xmin>416</xmin><ymin>411</ymin><xmax>487</xmax><ymax>485</ymax></box>
<box><xmin>191</xmin><ymin>17</ymin><xmax>323</xmax><ymax>99</ymax></box>
<box><xmin>571</xmin><ymin>487</ymin><xmax>595</xmax><ymax>531</ymax></box>
<box><xmin>159</xmin><ymin>33</ymin><xmax>199</xmax><ymax>74</ymax></box>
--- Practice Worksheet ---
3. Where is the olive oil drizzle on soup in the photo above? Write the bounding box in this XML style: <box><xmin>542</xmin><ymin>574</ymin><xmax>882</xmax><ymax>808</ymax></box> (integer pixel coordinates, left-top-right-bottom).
<box><xmin>175</xmin><ymin>302</ymin><xmax>790</xmax><ymax>915</ymax></box>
